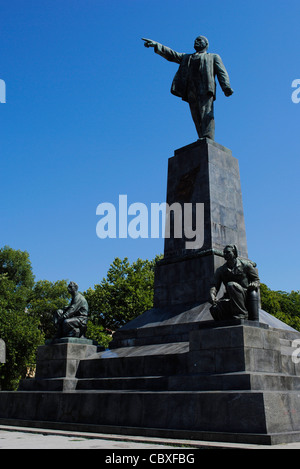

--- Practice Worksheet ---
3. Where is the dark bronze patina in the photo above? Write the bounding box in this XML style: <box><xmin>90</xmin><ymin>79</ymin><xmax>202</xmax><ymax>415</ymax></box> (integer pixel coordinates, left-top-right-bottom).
<box><xmin>142</xmin><ymin>36</ymin><xmax>233</xmax><ymax>140</ymax></box>
<box><xmin>53</xmin><ymin>281</ymin><xmax>89</xmax><ymax>338</ymax></box>
<box><xmin>209</xmin><ymin>245</ymin><xmax>260</xmax><ymax>321</ymax></box>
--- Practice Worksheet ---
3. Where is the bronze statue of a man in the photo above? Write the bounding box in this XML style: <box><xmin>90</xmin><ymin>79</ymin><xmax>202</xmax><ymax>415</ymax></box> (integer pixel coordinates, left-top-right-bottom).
<box><xmin>53</xmin><ymin>281</ymin><xmax>89</xmax><ymax>338</ymax></box>
<box><xmin>209</xmin><ymin>245</ymin><xmax>260</xmax><ymax>321</ymax></box>
<box><xmin>142</xmin><ymin>36</ymin><xmax>234</xmax><ymax>141</ymax></box>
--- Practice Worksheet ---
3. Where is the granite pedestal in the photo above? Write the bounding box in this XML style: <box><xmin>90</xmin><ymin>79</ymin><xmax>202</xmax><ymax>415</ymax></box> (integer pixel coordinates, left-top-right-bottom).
<box><xmin>18</xmin><ymin>338</ymin><xmax>98</xmax><ymax>391</ymax></box>
<box><xmin>1</xmin><ymin>320</ymin><xmax>300</xmax><ymax>445</ymax></box>
<box><xmin>154</xmin><ymin>139</ymin><xmax>249</xmax><ymax>307</ymax></box>
<box><xmin>1</xmin><ymin>139</ymin><xmax>299</xmax><ymax>445</ymax></box>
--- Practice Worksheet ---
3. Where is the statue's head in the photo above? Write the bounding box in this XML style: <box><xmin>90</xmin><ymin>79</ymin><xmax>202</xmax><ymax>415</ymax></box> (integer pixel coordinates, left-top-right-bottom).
<box><xmin>223</xmin><ymin>245</ymin><xmax>238</xmax><ymax>261</ymax></box>
<box><xmin>68</xmin><ymin>281</ymin><xmax>79</xmax><ymax>294</ymax></box>
<box><xmin>194</xmin><ymin>35</ymin><xmax>209</xmax><ymax>52</ymax></box>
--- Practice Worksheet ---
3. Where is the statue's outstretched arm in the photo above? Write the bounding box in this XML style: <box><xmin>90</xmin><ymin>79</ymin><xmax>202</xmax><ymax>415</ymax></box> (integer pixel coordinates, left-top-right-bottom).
<box><xmin>142</xmin><ymin>38</ymin><xmax>183</xmax><ymax>64</ymax></box>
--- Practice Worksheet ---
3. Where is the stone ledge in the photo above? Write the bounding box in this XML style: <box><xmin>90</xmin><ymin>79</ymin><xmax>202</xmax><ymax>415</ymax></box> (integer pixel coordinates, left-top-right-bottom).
<box><xmin>174</xmin><ymin>138</ymin><xmax>232</xmax><ymax>156</ymax></box>
<box><xmin>189</xmin><ymin>323</ymin><xmax>278</xmax><ymax>351</ymax></box>
<box><xmin>45</xmin><ymin>337</ymin><xmax>98</xmax><ymax>346</ymax></box>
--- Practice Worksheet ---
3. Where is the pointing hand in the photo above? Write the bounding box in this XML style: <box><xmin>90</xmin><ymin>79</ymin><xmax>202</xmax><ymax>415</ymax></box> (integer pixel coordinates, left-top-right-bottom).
<box><xmin>142</xmin><ymin>38</ymin><xmax>157</xmax><ymax>48</ymax></box>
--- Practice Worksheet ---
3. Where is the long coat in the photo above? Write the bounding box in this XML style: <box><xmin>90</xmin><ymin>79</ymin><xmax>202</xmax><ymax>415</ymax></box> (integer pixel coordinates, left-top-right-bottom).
<box><xmin>154</xmin><ymin>43</ymin><xmax>232</xmax><ymax>102</ymax></box>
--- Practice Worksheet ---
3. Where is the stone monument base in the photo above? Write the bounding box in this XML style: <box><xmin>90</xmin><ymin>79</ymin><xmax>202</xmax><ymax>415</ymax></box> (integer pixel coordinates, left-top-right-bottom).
<box><xmin>18</xmin><ymin>337</ymin><xmax>98</xmax><ymax>391</ymax></box>
<box><xmin>0</xmin><ymin>139</ymin><xmax>298</xmax><ymax>445</ymax></box>
<box><xmin>1</xmin><ymin>316</ymin><xmax>300</xmax><ymax>445</ymax></box>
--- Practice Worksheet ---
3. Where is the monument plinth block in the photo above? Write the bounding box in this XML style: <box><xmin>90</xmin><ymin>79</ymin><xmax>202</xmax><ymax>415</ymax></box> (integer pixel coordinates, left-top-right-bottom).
<box><xmin>189</xmin><ymin>324</ymin><xmax>282</xmax><ymax>374</ymax></box>
<box><xmin>164</xmin><ymin>139</ymin><xmax>248</xmax><ymax>258</ymax></box>
<box><xmin>19</xmin><ymin>338</ymin><xmax>98</xmax><ymax>391</ymax></box>
<box><xmin>154</xmin><ymin>138</ymin><xmax>249</xmax><ymax>307</ymax></box>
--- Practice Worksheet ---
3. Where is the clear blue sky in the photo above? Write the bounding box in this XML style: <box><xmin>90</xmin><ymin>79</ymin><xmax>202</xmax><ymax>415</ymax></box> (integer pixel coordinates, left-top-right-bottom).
<box><xmin>1</xmin><ymin>0</ymin><xmax>299</xmax><ymax>293</ymax></box>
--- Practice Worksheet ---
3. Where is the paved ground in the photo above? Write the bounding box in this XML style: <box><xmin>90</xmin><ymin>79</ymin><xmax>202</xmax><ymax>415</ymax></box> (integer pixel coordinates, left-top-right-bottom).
<box><xmin>0</xmin><ymin>430</ymin><xmax>173</xmax><ymax>449</ymax></box>
<box><xmin>0</xmin><ymin>425</ymin><xmax>300</xmax><ymax>449</ymax></box>
<box><xmin>0</xmin><ymin>426</ymin><xmax>184</xmax><ymax>449</ymax></box>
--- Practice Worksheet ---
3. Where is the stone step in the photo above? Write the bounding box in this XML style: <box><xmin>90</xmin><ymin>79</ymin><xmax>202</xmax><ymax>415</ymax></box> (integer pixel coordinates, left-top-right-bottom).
<box><xmin>10</xmin><ymin>322</ymin><xmax>300</xmax><ymax>445</ymax></box>
<box><xmin>76</xmin><ymin>375</ymin><xmax>168</xmax><ymax>391</ymax></box>
<box><xmin>20</xmin><ymin>369</ymin><xmax>300</xmax><ymax>393</ymax></box>
<box><xmin>110</xmin><ymin>315</ymin><xmax>209</xmax><ymax>348</ymax></box>
<box><xmin>170</xmin><ymin>371</ymin><xmax>300</xmax><ymax>391</ymax></box>
<box><xmin>3</xmin><ymin>388</ymin><xmax>300</xmax><ymax>439</ymax></box>
<box><xmin>109</xmin><ymin>315</ymin><xmax>266</xmax><ymax>350</ymax></box>
<box><xmin>77</xmin><ymin>337</ymin><xmax>287</xmax><ymax>379</ymax></box>
<box><xmin>75</xmin><ymin>371</ymin><xmax>300</xmax><ymax>392</ymax></box>
<box><xmin>19</xmin><ymin>377</ymin><xmax>77</xmax><ymax>392</ymax></box>
<box><xmin>76</xmin><ymin>351</ymin><xmax>189</xmax><ymax>379</ymax></box>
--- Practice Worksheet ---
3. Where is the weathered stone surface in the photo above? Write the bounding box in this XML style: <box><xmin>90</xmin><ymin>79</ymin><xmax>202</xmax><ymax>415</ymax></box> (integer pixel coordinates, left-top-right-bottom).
<box><xmin>154</xmin><ymin>138</ymin><xmax>249</xmax><ymax>307</ymax></box>
<box><xmin>0</xmin><ymin>339</ymin><xmax>5</xmax><ymax>364</ymax></box>
<box><xmin>3</xmin><ymin>322</ymin><xmax>300</xmax><ymax>445</ymax></box>
<box><xmin>2</xmin><ymin>140</ymin><xmax>300</xmax><ymax>446</ymax></box>
<box><xmin>18</xmin><ymin>339</ymin><xmax>98</xmax><ymax>391</ymax></box>
<box><xmin>164</xmin><ymin>139</ymin><xmax>247</xmax><ymax>259</ymax></box>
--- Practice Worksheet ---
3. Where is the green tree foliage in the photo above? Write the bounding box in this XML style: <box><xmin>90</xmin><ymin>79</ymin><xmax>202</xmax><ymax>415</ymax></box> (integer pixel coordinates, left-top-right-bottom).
<box><xmin>27</xmin><ymin>280</ymin><xmax>70</xmax><ymax>339</ymax></box>
<box><xmin>0</xmin><ymin>246</ymin><xmax>35</xmax><ymax>310</ymax></box>
<box><xmin>85</xmin><ymin>321</ymin><xmax>112</xmax><ymax>349</ymax></box>
<box><xmin>260</xmin><ymin>283</ymin><xmax>300</xmax><ymax>331</ymax></box>
<box><xmin>84</xmin><ymin>256</ymin><xmax>162</xmax><ymax>345</ymax></box>
<box><xmin>0</xmin><ymin>308</ymin><xmax>43</xmax><ymax>390</ymax></box>
<box><xmin>0</xmin><ymin>247</ymin><xmax>44</xmax><ymax>390</ymax></box>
